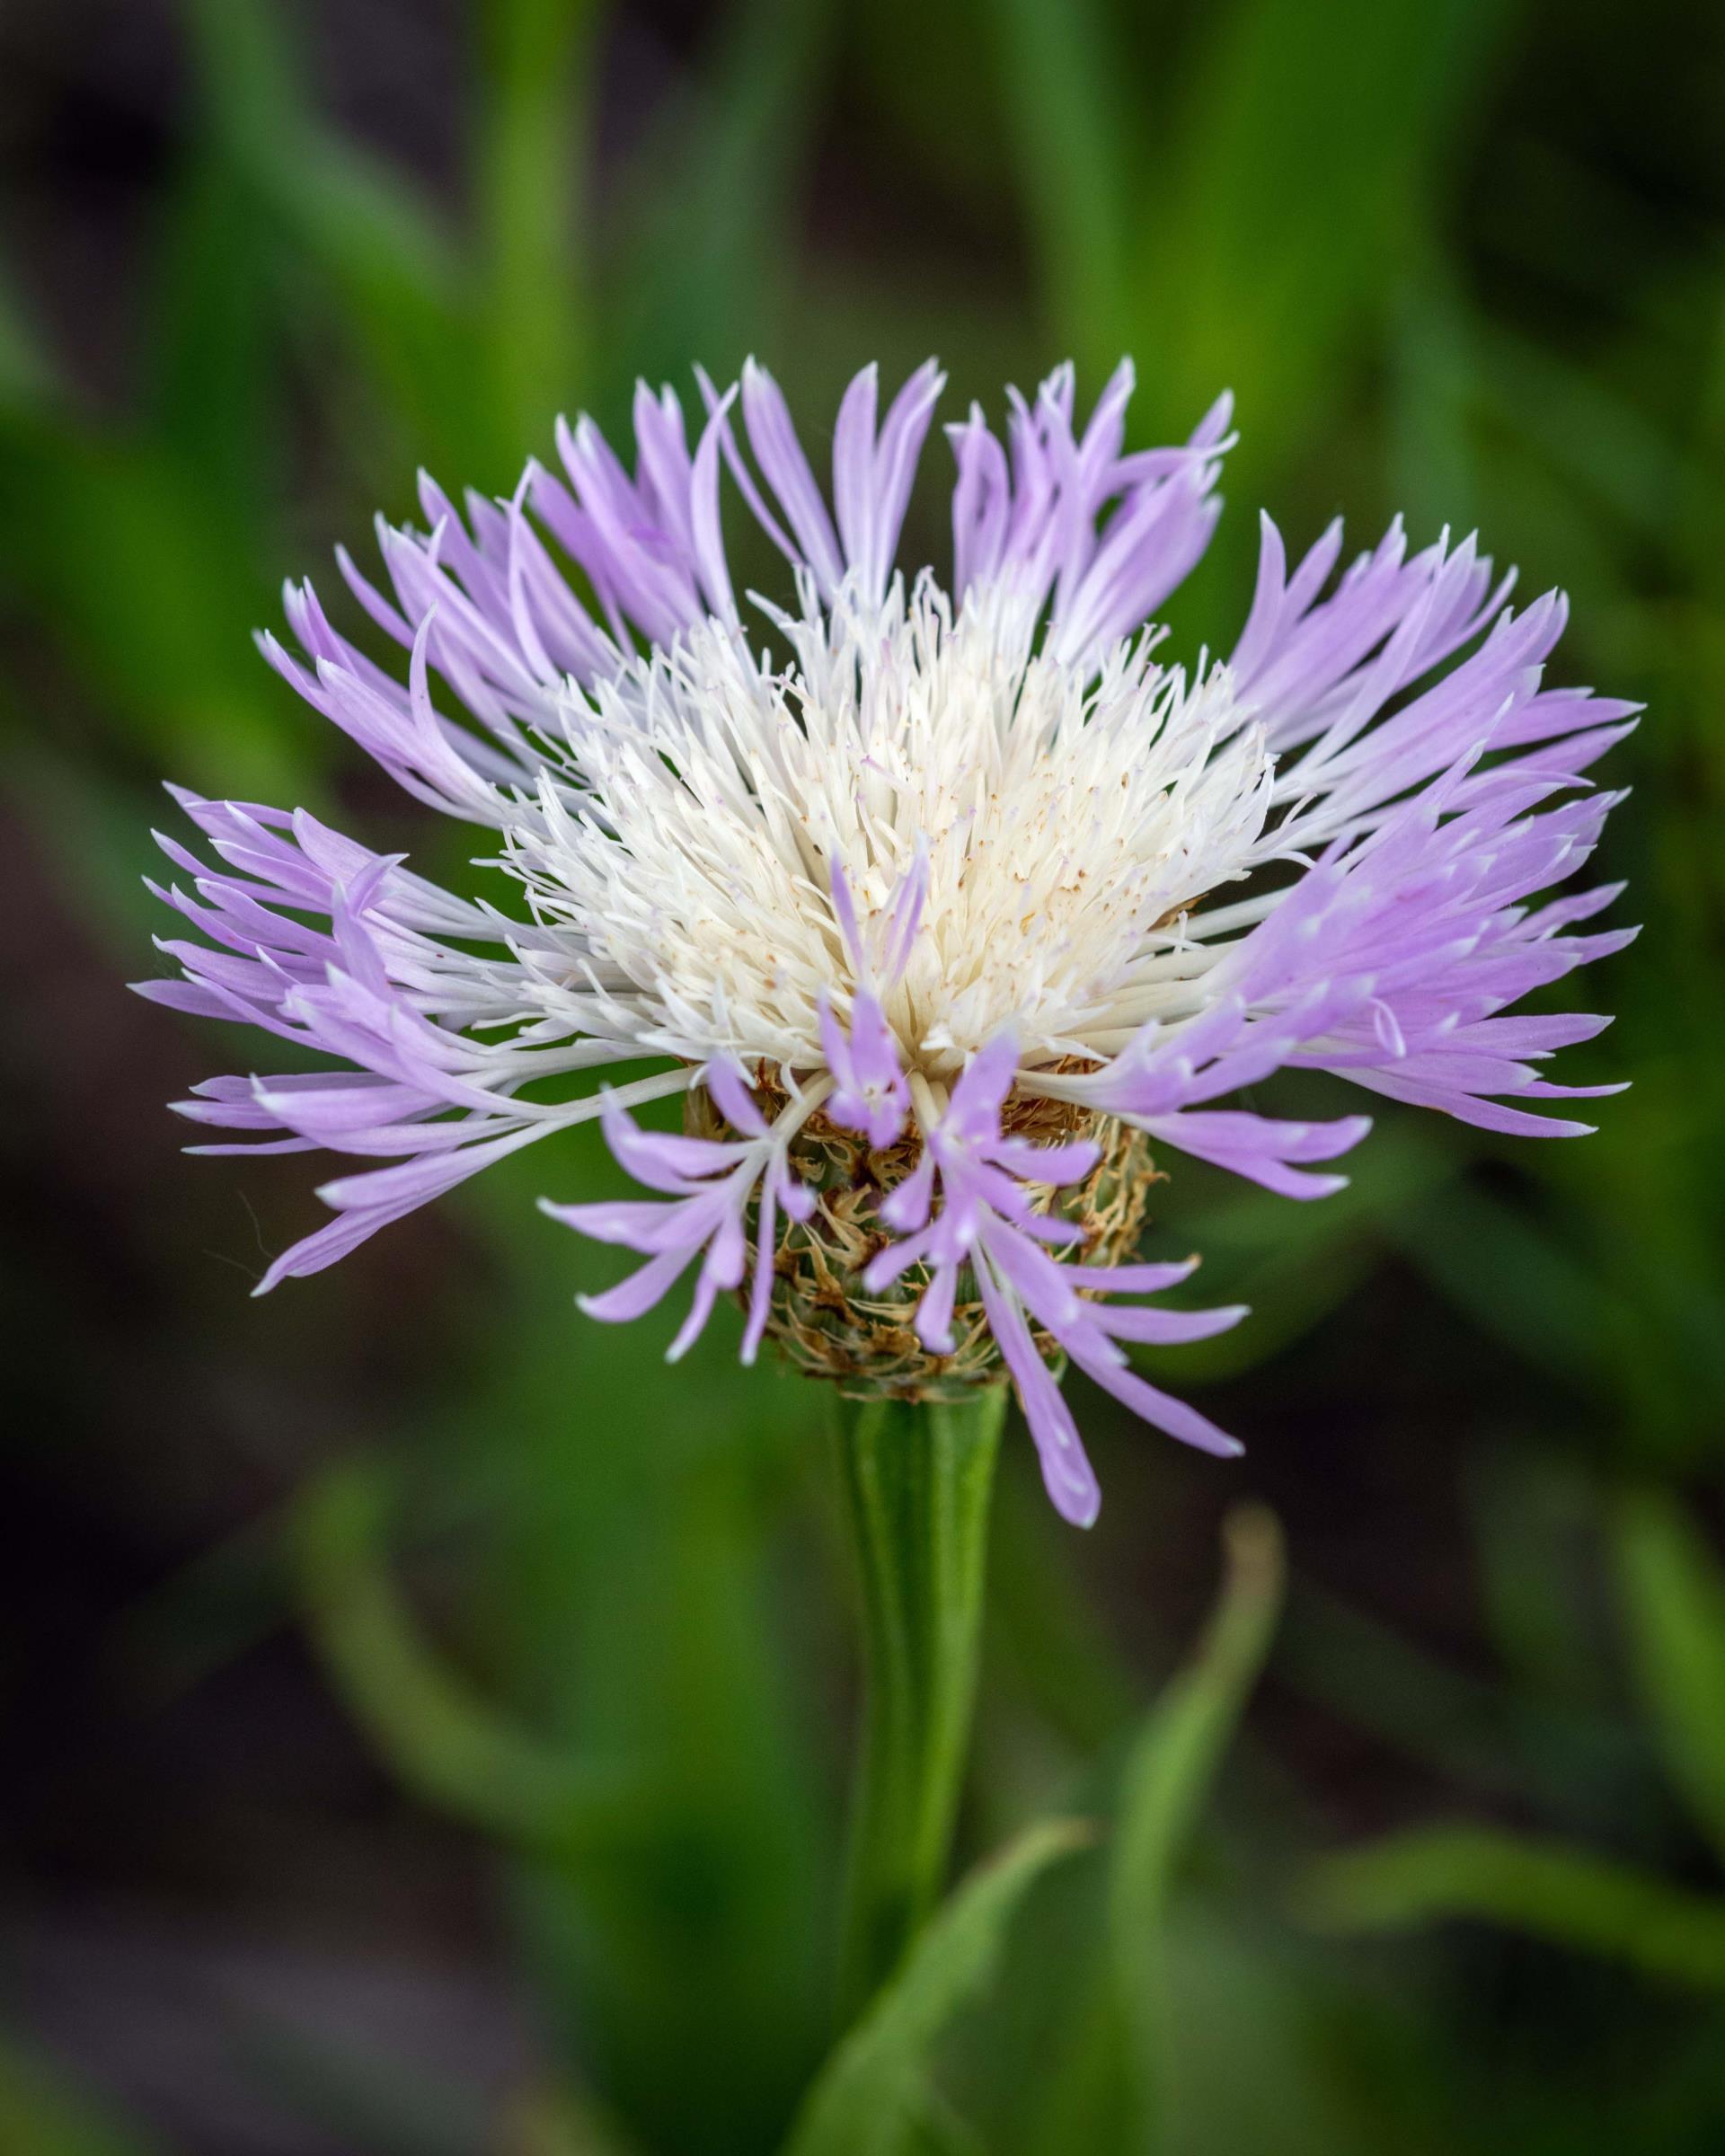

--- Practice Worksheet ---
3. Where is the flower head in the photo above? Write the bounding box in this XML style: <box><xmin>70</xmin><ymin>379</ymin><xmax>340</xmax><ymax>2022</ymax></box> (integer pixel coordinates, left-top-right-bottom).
<box><xmin>139</xmin><ymin>358</ymin><xmax>1636</xmax><ymax>1524</ymax></box>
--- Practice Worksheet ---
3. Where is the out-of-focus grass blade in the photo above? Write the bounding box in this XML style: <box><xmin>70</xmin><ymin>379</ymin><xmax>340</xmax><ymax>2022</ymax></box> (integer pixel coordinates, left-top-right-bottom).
<box><xmin>1468</xmin><ymin>1453</ymin><xmax>1604</xmax><ymax>1713</ymax></box>
<box><xmin>783</xmin><ymin>1819</ymin><xmax>1093</xmax><ymax>2156</ymax></box>
<box><xmin>1032</xmin><ymin>1508</ymin><xmax>1284</xmax><ymax>2153</ymax></box>
<box><xmin>1298</xmin><ymin>1827</ymin><xmax>1725</xmax><ymax>1990</ymax></box>
<box><xmin>0</xmin><ymin>2035</ymin><xmax>169</xmax><ymax>2156</ymax></box>
<box><xmin>1551</xmin><ymin>1063</ymin><xmax>1725</xmax><ymax>1463</ymax></box>
<box><xmin>146</xmin><ymin>155</ymin><xmax>277</xmax><ymax>527</ymax></box>
<box><xmin>1280</xmin><ymin>1579</ymin><xmax>1645</xmax><ymax>1828</ymax></box>
<box><xmin>1478</xmin><ymin>328</ymin><xmax>1690</xmax><ymax>540</ymax></box>
<box><xmin>1389</xmin><ymin>261</ymin><xmax>1480</xmax><ymax>534</ymax></box>
<box><xmin>1105</xmin><ymin>1506</ymin><xmax>1285</xmax><ymax>2144</ymax></box>
<box><xmin>985</xmin><ymin>1466</ymin><xmax>1141</xmax><ymax>1759</ymax></box>
<box><xmin>0</xmin><ymin>420</ymin><xmax>301</xmax><ymax>794</ymax></box>
<box><xmin>603</xmin><ymin>0</ymin><xmax>840</xmax><ymax>393</ymax></box>
<box><xmin>1163</xmin><ymin>1907</ymin><xmax>1460</xmax><ymax>2156</ymax></box>
<box><xmin>4</xmin><ymin>0</ymin><xmax>467</xmax><ymax>788</ymax></box>
<box><xmin>1129</xmin><ymin>0</ymin><xmax>1512</xmax><ymax>447</ymax></box>
<box><xmin>295</xmin><ymin>1462</ymin><xmax>644</xmax><ymax>1856</ymax></box>
<box><xmin>1614</xmin><ymin>1489</ymin><xmax>1725</xmax><ymax>1864</ymax></box>
<box><xmin>476</xmin><ymin>0</ymin><xmax>602</xmax><ymax>453</ymax></box>
<box><xmin>1466</xmin><ymin>1448</ymin><xmax>1630</xmax><ymax>1733</ymax></box>
<box><xmin>448</xmin><ymin>1151</ymin><xmax>836</xmax><ymax>2155</ymax></box>
<box><xmin>179</xmin><ymin>0</ymin><xmax>475</xmax><ymax>482</ymax></box>
<box><xmin>1383</xmin><ymin>1179</ymin><xmax>1622</xmax><ymax>1395</ymax></box>
<box><xmin>990</xmin><ymin>0</ymin><xmax>1129</xmax><ymax>367</ymax></box>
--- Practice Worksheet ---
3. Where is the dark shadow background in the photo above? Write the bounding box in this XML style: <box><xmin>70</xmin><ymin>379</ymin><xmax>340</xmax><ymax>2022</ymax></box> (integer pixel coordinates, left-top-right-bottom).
<box><xmin>1</xmin><ymin>2</ymin><xmax>1722</xmax><ymax>2151</ymax></box>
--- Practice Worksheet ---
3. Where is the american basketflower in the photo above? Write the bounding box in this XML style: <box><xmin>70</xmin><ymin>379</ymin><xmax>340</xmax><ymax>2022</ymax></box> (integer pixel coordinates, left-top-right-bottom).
<box><xmin>139</xmin><ymin>360</ymin><xmax>1635</xmax><ymax>1527</ymax></box>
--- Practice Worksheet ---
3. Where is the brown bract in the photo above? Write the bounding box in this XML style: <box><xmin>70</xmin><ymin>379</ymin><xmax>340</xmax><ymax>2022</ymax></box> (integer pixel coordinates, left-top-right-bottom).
<box><xmin>686</xmin><ymin>1075</ymin><xmax>1160</xmax><ymax>1402</ymax></box>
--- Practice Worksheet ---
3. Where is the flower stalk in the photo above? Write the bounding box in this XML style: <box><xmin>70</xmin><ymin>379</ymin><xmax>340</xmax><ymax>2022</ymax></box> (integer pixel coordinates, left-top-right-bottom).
<box><xmin>835</xmin><ymin>1384</ymin><xmax>1006</xmax><ymax>2021</ymax></box>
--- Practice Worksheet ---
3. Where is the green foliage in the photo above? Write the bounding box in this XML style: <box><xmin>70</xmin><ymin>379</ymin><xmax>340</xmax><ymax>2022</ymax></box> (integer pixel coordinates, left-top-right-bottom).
<box><xmin>1614</xmin><ymin>1489</ymin><xmax>1725</xmax><ymax>1864</ymax></box>
<box><xmin>786</xmin><ymin>1821</ymin><xmax>1093</xmax><ymax>2156</ymax></box>
<box><xmin>1301</xmin><ymin>1826</ymin><xmax>1725</xmax><ymax>1990</ymax></box>
<box><xmin>1300</xmin><ymin>1489</ymin><xmax>1725</xmax><ymax>1997</ymax></box>
<box><xmin>1103</xmin><ymin>1511</ymin><xmax>1284</xmax><ymax>2128</ymax></box>
<box><xmin>4</xmin><ymin>0</ymin><xmax>1722</xmax><ymax>2149</ymax></box>
<box><xmin>1030</xmin><ymin>1509</ymin><xmax>1285</xmax><ymax>2152</ymax></box>
<box><xmin>475</xmin><ymin>0</ymin><xmax>602</xmax><ymax>454</ymax></box>
<box><xmin>296</xmin><ymin>1462</ymin><xmax>646</xmax><ymax>1856</ymax></box>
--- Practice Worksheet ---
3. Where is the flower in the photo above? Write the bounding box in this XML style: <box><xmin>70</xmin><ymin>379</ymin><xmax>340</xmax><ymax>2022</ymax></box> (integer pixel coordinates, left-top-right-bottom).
<box><xmin>137</xmin><ymin>359</ymin><xmax>1636</xmax><ymax>1524</ymax></box>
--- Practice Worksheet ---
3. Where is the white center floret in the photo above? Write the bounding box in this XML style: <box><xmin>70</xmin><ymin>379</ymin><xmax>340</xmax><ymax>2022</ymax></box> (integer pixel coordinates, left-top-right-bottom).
<box><xmin>504</xmin><ymin>573</ymin><xmax>1276</xmax><ymax>1079</ymax></box>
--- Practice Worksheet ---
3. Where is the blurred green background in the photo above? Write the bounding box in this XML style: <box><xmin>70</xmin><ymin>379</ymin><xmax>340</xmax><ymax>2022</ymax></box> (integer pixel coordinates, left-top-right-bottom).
<box><xmin>3</xmin><ymin>0</ymin><xmax>1723</xmax><ymax>2150</ymax></box>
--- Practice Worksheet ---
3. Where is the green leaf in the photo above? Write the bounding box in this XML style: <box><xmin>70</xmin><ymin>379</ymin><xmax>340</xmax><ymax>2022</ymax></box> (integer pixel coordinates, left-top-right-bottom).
<box><xmin>1129</xmin><ymin>0</ymin><xmax>1514</xmax><ymax>445</ymax></box>
<box><xmin>1034</xmin><ymin>1507</ymin><xmax>1285</xmax><ymax>2153</ymax></box>
<box><xmin>447</xmin><ymin>1175</ymin><xmax>837</xmax><ymax>2152</ymax></box>
<box><xmin>177</xmin><ymin>0</ymin><xmax>477</xmax><ymax>480</ymax></box>
<box><xmin>1614</xmin><ymin>1488</ymin><xmax>1725</xmax><ymax>1863</ymax></box>
<box><xmin>0</xmin><ymin>421</ymin><xmax>300</xmax><ymax>795</ymax></box>
<box><xmin>990</xmin><ymin>0</ymin><xmax>1131</xmax><ymax>367</ymax></box>
<box><xmin>985</xmin><ymin>1464</ymin><xmax>1141</xmax><ymax>1757</ymax></box>
<box><xmin>1466</xmin><ymin>1452</ymin><xmax>1601</xmax><ymax>1711</ymax></box>
<box><xmin>784</xmin><ymin>1818</ymin><xmax>1093</xmax><ymax>2156</ymax></box>
<box><xmin>603</xmin><ymin>0</ymin><xmax>841</xmax><ymax>388</ymax></box>
<box><xmin>1111</xmin><ymin>1506</ymin><xmax>1286</xmax><ymax>2142</ymax></box>
<box><xmin>146</xmin><ymin>149</ymin><xmax>278</xmax><ymax>521</ymax></box>
<box><xmin>1476</xmin><ymin>326</ymin><xmax>1691</xmax><ymax>540</ymax></box>
<box><xmin>1279</xmin><ymin>1576</ymin><xmax>1640</xmax><ymax>1820</ymax></box>
<box><xmin>474</xmin><ymin>0</ymin><xmax>602</xmax><ymax>447</ymax></box>
<box><xmin>1298</xmin><ymin>1827</ymin><xmax>1725</xmax><ymax>1991</ymax></box>
<box><xmin>294</xmin><ymin>1462</ymin><xmax>643</xmax><ymax>1856</ymax></box>
<box><xmin>1111</xmin><ymin>1508</ymin><xmax>1285</xmax><ymax>1938</ymax></box>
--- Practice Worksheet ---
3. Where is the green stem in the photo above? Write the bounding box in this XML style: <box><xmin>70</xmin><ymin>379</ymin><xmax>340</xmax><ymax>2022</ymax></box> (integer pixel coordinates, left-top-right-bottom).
<box><xmin>834</xmin><ymin>1385</ymin><xmax>1007</xmax><ymax>2023</ymax></box>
